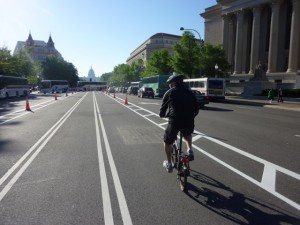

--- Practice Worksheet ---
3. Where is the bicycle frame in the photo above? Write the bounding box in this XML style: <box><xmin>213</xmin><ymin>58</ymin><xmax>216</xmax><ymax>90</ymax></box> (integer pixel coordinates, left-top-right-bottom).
<box><xmin>172</xmin><ymin>132</ymin><xmax>190</xmax><ymax>192</ymax></box>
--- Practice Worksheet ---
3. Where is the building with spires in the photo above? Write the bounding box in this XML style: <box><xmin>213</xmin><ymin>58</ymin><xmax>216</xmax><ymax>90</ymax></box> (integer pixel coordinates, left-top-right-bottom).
<box><xmin>13</xmin><ymin>32</ymin><xmax>63</xmax><ymax>63</ymax></box>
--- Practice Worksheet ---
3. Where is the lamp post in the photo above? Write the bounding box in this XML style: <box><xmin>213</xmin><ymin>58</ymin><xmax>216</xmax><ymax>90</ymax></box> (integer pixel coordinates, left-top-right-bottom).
<box><xmin>215</xmin><ymin>64</ymin><xmax>219</xmax><ymax>78</ymax></box>
<box><xmin>180</xmin><ymin>27</ymin><xmax>203</xmax><ymax>77</ymax></box>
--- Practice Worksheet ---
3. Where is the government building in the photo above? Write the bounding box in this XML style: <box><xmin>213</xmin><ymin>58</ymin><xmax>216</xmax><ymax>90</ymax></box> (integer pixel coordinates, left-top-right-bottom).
<box><xmin>126</xmin><ymin>33</ymin><xmax>184</xmax><ymax>66</ymax></box>
<box><xmin>13</xmin><ymin>32</ymin><xmax>63</xmax><ymax>63</ymax></box>
<box><xmin>201</xmin><ymin>0</ymin><xmax>300</xmax><ymax>90</ymax></box>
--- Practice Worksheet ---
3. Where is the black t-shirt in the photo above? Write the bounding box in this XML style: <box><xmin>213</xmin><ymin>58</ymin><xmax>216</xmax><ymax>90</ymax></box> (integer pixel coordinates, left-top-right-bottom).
<box><xmin>159</xmin><ymin>85</ymin><xmax>199</xmax><ymax>122</ymax></box>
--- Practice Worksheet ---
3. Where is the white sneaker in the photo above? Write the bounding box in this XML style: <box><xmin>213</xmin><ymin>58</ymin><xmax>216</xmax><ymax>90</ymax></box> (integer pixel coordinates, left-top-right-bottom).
<box><xmin>163</xmin><ymin>160</ymin><xmax>173</xmax><ymax>173</ymax></box>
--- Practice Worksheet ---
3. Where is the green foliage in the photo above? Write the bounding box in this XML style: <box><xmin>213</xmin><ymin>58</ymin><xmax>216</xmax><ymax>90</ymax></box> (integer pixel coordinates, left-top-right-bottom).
<box><xmin>199</xmin><ymin>43</ymin><xmax>230</xmax><ymax>78</ymax></box>
<box><xmin>100</xmin><ymin>72</ymin><xmax>112</xmax><ymax>82</ymax></box>
<box><xmin>172</xmin><ymin>32</ymin><xmax>201</xmax><ymax>78</ymax></box>
<box><xmin>41</xmin><ymin>55</ymin><xmax>79</xmax><ymax>87</ymax></box>
<box><xmin>0</xmin><ymin>47</ymin><xmax>36</xmax><ymax>79</ymax></box>
<box><xmin>143</xmin><ymin>49</ymin><xmax>173</xmax><ymax>77</ymax></box>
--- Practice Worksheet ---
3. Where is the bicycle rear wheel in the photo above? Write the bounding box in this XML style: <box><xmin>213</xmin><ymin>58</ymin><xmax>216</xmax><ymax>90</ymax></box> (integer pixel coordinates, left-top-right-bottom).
<box><xmin>171</xmin><ymin>143</ymin><xmax>178</xmax><ymax>169</ymax></box>
<box><xmin>178</xmin><ymin>162</ymin><xmax>188</xmax><ymax>192</ymax></box>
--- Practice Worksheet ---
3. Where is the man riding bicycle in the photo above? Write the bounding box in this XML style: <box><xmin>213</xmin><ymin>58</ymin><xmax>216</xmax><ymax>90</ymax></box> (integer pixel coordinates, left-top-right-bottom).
<box><xmin>159</xmin><ymin>74</ymin><xmax>199</xmax><ymax>173</ymax></box>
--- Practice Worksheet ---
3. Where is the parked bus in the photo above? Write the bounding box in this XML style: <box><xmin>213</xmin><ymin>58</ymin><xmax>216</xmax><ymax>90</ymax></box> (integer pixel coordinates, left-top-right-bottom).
<box><xmin>40</xmin><ymin>80</ymin><xmax>69</xmax><ymax>93</ymax></box>
<box><xmin>0</xmin><ymin>75</ymin><xmax>29</xmax><ymax>98</ymax></box>
<box><xmin>130</xmin><ymin>81</ymin><xmax>142</xmax><ymax>88</ymax></box>
<box><xmin>141</xmin><ymin>75</ymin><xmax>169</xmax><ymax>97</ymax></box>
<box><xmin>76</xmin><ymin>81</ymin><xmax>107</xmax><ymax>91</ymax></box>
<box><xmin>183</xmin><ymin>77</ymin><xmax>225</xmax><ymax>100</ymax></box>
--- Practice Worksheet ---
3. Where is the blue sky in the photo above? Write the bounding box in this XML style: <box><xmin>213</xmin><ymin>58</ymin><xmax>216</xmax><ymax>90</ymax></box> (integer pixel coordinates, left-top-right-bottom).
<box><xmin>0</xmin><ymin>0</ymin><xmax>217</xmax><ymax>77</ymax></box>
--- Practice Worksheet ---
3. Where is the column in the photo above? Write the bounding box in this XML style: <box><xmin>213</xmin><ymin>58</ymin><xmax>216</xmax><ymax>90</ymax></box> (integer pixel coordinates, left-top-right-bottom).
<box><xmin>287</xmin><ymin>0</ymin><xmax>300</xmax><ymax>73</ymax></box>
<box><xmin>234</xmin><ymin>10</ymin><xmax>244</xmax><ymax>74</ymax></box>
<box><xmin>249</xmin><ymin>6</ymin><xmax>262</xmax><ymax>74</ymax></box>
<box><xmin>222</xmin><ymin>15</ymin><xmax>229</xmax><ymax>59</ymax></box>
<box><xmin>267</xmin><ymin>0</ymin><xmax>282</xmax><ymax>73</ymax></box>
<box><xmin>227</xmin><ymin>15</ymin><xmax>235</xmax><ymax>68</ymax></box>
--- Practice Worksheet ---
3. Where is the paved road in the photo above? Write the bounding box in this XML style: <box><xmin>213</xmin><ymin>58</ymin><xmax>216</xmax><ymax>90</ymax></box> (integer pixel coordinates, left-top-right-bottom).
<box><xmin>0</xmin><ymin>91</ymin><xmax>299</xmax><ymax>224</ymax></box>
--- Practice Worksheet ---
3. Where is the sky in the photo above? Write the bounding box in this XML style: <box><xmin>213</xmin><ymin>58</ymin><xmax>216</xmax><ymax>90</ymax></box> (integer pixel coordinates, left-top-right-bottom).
<box><xmin>0</xmin><ymin>0</ymin><xmax>217</xmax><ymax>78</ymax></box>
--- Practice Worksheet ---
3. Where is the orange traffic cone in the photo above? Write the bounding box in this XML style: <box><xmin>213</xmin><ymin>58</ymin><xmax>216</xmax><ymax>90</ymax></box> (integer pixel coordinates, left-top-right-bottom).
<box><xmin>55</xmin><ymin>93</ymin><xmax>57</xmax><ymax>100</ymax></box>
<box><xmin>25</xmin><ymin>96</ymin><xmax>31</xmax><ymax>111</ymax></box>
<box><xmin>124</xmin><ymin>95</ymin><xmax>128</xmax><ymax>105</ymax></box>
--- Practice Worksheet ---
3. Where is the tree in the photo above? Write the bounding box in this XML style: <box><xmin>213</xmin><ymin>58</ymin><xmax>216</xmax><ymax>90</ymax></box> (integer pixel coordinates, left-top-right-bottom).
<box><xmin>100</xmin><ymin>72</ymin><xmax>112</xmax><ymax>82</ymax></box>
<box><xmin>199</xmin><ymin>43</ymin><xmax>230</xmax><ymax>78</ymax></box>
<box><xmin>41</xmin><ymin>55</ymin><xmax>79</xmax><ymax>86</ymax></box>
<box><xmin>0</xmin><ymin>47</ymin><xmax>40</xmax><ymax>84</ymax></box>
<box><xmin>172</xmin><ymin>32</ymin><xmax>201</xmax><ymax>78</ymax></box>
<box><xmin>143</xmin><ymin>49</ymin><xmax>173</xmax><ymax>77</ymax></box>
<box><xmin>129</xmin><ymin>59</ymin><xmax>144</xmax><ymax>80</ymax></box>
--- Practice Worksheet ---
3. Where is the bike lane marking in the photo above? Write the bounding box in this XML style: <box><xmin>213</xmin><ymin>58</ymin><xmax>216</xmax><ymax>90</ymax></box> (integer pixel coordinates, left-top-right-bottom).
<box><xmin>93</xmin><ymin>93</ymin><xmax>114</xmax><ymax>225</ymax></box>
<box><xmin>103</xmin><ymin>92</ymin><xmax>300</xmax><ymax>211</ymax></box>
<box><xmin>94</xmin><ymin>92</ymin><xmax>133</xmax><ymax>225</ymax></box>
<box><xmin>0</xmin><ymin>93</ymin><xmax>87</xmax><ymax>201</ymax></box>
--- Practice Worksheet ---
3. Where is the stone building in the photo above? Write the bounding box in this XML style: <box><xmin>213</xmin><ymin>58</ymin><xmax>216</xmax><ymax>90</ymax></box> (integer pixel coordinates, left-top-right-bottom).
<box><xmin>126</xmin><ymin>33</ymin><xmax>183</xmax><ymax>66</ymax></box>
<box><xmin>201</xmin><ymin>0</ymin><xmax>300</xmax><ymax>89</ymax></box>
<box><xmin>14</xmin><ymin>32</ymin><xmax>63</xmax><ymax>63</ymax></box>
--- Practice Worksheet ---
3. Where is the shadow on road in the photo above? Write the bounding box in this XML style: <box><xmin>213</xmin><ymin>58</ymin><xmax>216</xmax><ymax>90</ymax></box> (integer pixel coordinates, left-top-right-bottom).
<box><xmin>185</xmin><ymin>170</ymin><xmax>300</xmax><ymax>225</ymax></box>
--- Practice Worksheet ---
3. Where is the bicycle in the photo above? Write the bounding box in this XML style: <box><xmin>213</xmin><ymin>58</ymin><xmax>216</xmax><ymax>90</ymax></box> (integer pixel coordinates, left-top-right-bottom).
<box><xmin>171</xmin><ymin>132</ymin><xmax>190</xmax><ymax>192</ymax></box>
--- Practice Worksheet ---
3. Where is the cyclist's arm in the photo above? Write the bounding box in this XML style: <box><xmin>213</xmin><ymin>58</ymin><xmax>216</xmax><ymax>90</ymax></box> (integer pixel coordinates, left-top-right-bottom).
<box><xmin>159</xmin><ymin>91</ymin><xmax>170</xmax><ymax>117</ymax></box>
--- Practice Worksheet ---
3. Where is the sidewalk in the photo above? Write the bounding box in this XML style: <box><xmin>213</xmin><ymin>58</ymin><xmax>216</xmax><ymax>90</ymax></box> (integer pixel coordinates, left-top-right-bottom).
<box><xmin>224</xmin><ymin>95</ymin><xmax>300</xmax><ymax>112</ymax></box>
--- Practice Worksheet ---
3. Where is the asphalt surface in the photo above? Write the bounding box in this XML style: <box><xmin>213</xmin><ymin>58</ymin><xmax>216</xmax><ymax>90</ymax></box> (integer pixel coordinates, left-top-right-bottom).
<box><xmin>0</xmin><ymin>91</ymin><xmax>299</xmax><ymax>224</ymax></box>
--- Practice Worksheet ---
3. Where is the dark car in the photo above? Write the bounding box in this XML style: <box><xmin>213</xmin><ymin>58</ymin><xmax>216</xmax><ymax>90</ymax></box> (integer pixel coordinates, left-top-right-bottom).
<box><xmin>127</xmin><ymin>86</ymin><xmax>139</xmax><ymax>95</ymax></box>
<box><xmin>138</xmin><ymin>87</ymin><xmax>155</xmax><ymax>98</ymax></box>
<box><xmin>191</xmin><ymin>90</ymin><xmax>209</xmax><ymax>108</ymax></box>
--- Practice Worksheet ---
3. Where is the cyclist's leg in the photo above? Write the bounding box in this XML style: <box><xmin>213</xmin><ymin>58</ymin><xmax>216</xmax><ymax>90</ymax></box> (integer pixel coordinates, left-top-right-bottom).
<box><xmin>183</xmin><ymin>134</ymin><xmax>192</xmax><ymax>150</ymax></box>
<box><xmin>181</xmin><ymin>123</ymin><xmax>195</xmax><ymax>160</ymax></box>
<box><xmin>163</xmin><ymin>122</ymin><xmax>178</xmax><ymax>172</ymax></box>
<box><xmin>164</xmin><ymin>142</ymin><xmax>173</xmax><ymax>164</ymax></box>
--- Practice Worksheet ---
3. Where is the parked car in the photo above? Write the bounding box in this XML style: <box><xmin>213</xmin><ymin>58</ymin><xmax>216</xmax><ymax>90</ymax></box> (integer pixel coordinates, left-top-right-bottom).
<box><xmin>191</xmin><ymin>90</ymin><xmax>209</xmax><ymax>108</ymax></box>
<box><xmin>127</xmin><ymin>86</ymin><xmax>139</xmax><ymax>95</ymax></box>
<box><xmin>138</xmin><ymin>87</ymin><xmax>155</xmax><ymax>98</ymax></box>
<box><xmin>108</xmin><ymin>87</ymin><xmax>116</xmax><ymax>93</ymax></box>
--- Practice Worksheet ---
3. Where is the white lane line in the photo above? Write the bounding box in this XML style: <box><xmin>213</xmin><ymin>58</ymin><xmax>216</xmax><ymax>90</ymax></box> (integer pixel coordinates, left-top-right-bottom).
<box><xmin>144</xmin><ymin>113</ymin><xmax>155</xmax><ymax>117</ymax></box>
<box><xmin>159</xmin><ymin>122</ymin><xmax>168</xmax><ymax>126</ymax></box>
<box><xmin>95</xmin><ymin>93</ymin><xmax>133</xmax><ymax>225</ymax></box>
<box><xmin>261</xmin><ymin>163</ymin><xmax>276</xmax><ymax>191</ymax></box>
<box><xmin>0</xmin><ymin>93</ymin><xmax>86</xmax><ymax>202</ymax></box>
<box><xmin>236</xmin><ymin>106</ymin><xmax>260</xmax><ymax>111</ymax></box>
<box><xmin>93</xmin><ymin>94</ymin><xmax>114</xmax><ymax>225</ymax></box>
<box><xmin>192</xmin><ymin>135</ymin><xmax>202</xmax><ymax>142</ymax></box>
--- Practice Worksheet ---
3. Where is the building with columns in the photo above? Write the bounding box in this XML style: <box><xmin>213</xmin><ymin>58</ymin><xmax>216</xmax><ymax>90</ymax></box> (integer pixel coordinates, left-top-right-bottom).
<box><xmin>201</xmin><ymin>0</ymin><xmax>300</xmax><ymax>89</ymax></box>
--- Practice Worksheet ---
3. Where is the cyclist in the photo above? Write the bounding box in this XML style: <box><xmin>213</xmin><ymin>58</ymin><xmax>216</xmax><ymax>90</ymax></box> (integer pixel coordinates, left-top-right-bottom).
<box><xmin>159</xmin><ymin>74</ymin><xmax>199</xmax><ymax>173</ymax></box>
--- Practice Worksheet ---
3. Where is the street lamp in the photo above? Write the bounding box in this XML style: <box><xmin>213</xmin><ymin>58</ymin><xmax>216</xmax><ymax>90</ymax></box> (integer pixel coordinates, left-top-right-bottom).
<box><xmin>180</xmin><ymin>27</ymin><xmax>203</xmax><ymax>77</ymax></box>
<box><xmin>180</xmin><ymin>27</ymin><xmax>202</xmax><ymax>41</ymax></box>
<box><xmin>215</xmin><ymin>64</ymin><xmax>219</xmax><ymax>78</ymax></box>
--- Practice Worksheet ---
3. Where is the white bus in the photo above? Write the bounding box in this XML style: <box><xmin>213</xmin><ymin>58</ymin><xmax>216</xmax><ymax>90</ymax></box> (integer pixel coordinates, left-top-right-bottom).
<box><xmin>130</xmin><ymin>81</ymin><xmax>142</xmax><ymax>88</ymax></box>
<box><xmin>40</xmin><ymin>80</ymin><xmax>69</xmax><ymax>93</ymax></box>
<box><xmin>183</xmin><ymin>77</ymin><xmax>225</xmax><ymax>100</ymax></box>
<box><xmin>76</xmin><ymin>81</ymin><xmax>107</xmax><ymax>91</ymax></box>
<box><xmin>0</xmin><ymin>75</ymin><xmax>29</xmax><ymax>99</ymax></box>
